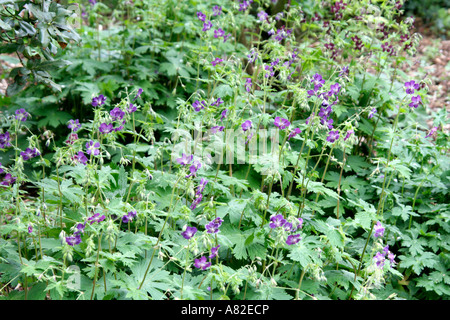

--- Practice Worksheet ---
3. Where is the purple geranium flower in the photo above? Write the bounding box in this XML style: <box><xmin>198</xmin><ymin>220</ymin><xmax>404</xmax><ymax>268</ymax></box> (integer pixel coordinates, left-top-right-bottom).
<box><xmin>202</xmin><ymin>20</ymin><xmax>212</xmax><ymax>32</ymax></box>
<box><xmin>205</xmin><ymin>217</ymin><xmax>223</xmax><ymax>234</ymax></box>
<box><xmin>274</xmin><ymin>117</ymin><xmax>291</xmax><ymax>130</ymax></box>
<box><xmin>28</xmin><ymin>224</ymin><xmax>33</xmax><ymax>234</ymax></box>
<box><xmin>209</xmin><ymin>245</ymin><xmax>220</xmax><ymax>259</ymax></box>
<box><xmin>186</xmin><ymin>160</ymin><xmax>202</xmax><ymax>178</ymax></box>
<box><xmin>110</xmin><ymin>107</ymin><xmax>125</xmax><ymax>121</ymax></box>
<box><xmin>210</xmin><ymin>126</ymin><xmax>225</xmax><ymax>134</ymax></box>
<box><xmin>197</xmin><ymin>11</ymin><xmax>206</xmax><ymax>21</ymax></box>
<box><xmin>127</xmin><ymin>103</ymin><xmax>137</xmax><ymax>113</ymax></box>
<box><xmin>86</xmin><ymin>140</ymin><xmax>100</xmax><ymax>156</ymax></box>
<box><xmin>88</xmin><ymin>212</ymin><xmax>106</xmax><ymax>225</ymax></box>
<box><xmin>15</xmin><ymin>108</ymin><xmax>29</xmax><ymax>122</ymax></box>
<box><xmin>92</xmin><ymin>94</ymin><xmax>106</xmax><ymax>107</ymax></box>
<box><xmin>258</xmin><ymin>11</ymin><xmax>268</xmax><ymax>22</ymax></box>
<box><xmin>211</xmin><ymin>57</ymin><xmax>223</xmax><ymax>66</ymax></box>
<box><xmin>214</xmin><ymin>28</ymin><xmax>225</xmax><ymax>38</ymax></box>
<box><xmin>329</xmin><ymin>83</ymin><xmax>341</xmax><ymax>96</ymax></box>
<box><xmin>20</xmin><ymin>148</ymin><xmax>40</xmax><ymax>161</ymax></box>
<box><xmin>99</xmin><ymin>123</ymin><xmax>114</xmax><ymax>134</ymax></box>
<box><xmin>368</xmin><ymin>108</ymin><xmax>377</xmax><ymax>119</ymax></box>
<box><xmin>181</xmin><ymin>226</ymin><xmax>197</xmax><ymax>240</ymax></box>
<box><xmin>0</xmin><ymin>132</ymin><xmax>12</xmax><ymax>149</ymax></box>
<box><xmin>220</xmin><ymin>109</ymin><xmax>228</xmax><ymax>121</ymax></box>
<box><xmin>245</xmin><ymin>78</ymin><xmax>252</xmax><ymax>92</ymax></box>
<box><xmin>68</xmin><ymin>119</ymin><xmax>81</xmax><ymax>132</ymax></box>
<box><xmin>176</xmin><ymin>153</ymin><xmax>193</xmax><ymax>166</ymax></box>
<box><xmin>409</xmin><ymin>95</ymin><xmax>422</xmax><ymax>108</ymax></box>
<box><xmin>133</xmin><ymin>88</ymin><xmax>143</xmax><ymax>101</ymax></box>
<box><xmin>288</xmin><ymin>128</ymin><xmax>301</xmax><ymax>140</ymax></box>
<box><xmin>286</xmin><ymin>234</ymin><xmax>302</xmax><ymax>245</ymax></box>
<box><xmin>66</xmin><ymin>233</ymin><xmax>82</xmax><ymax>246</ymax></box>
<box><xmin>425</xmin><ymin>126</ymin><xmax>438</xmax><ymax>138</ymax></box>
<box><xmin>405</xmin><ymin>80</ymin><xmax>420</xmax><ymax>95</ymax></box>
<box><xmin>373</xmin><ymin>221</ymin><xmax>385</xmax><ymax>238</ymax></box>
<box><xmin>312</xmin><ymin>73</ymin><xmax>325</xmax><ymax>90</ymax></box>
<box><xmin>1</xmin><ymin>173</ymin><xmax>17</xmax><ymax>186</ymax></box>
<box><xmin>194</xmin><ymin>256</ymin><xmax>211</xmax><ymax>270</ymax></box>
<box><xmin>211</xmin><ymin>97</ymin><xmax>224</xmax><ymax>107</ymax></box>
<box><xmin>326</xmin><ymin>130</ymin><xmax>340</xmax><ymax>143</ymax></box>
<box><xmin>344</xmin><ymin>130</ymin><xmax>354</xmax><ymax>141</ymax></box>
<box><xmin>212</xmin><ymin>6</ymin><xmax>222</xmax><ymax>16</ymax></box>
<box><xmin>73</xmin><ymin>151</ymin><xmax>88</xmax><ymax>165</ymax></box>
<box><xmin>373</xmin><ymin>252</ymin><xmax>385</xmax><ymax>268</ymax></box>
<box><xmin>269</xmin><ymin>214</ymin><xmax>286</xmax><ymax>229</ymax></box>
<box><xmin>193</xmin><ymin>100</ymin><xmax>207</xmax><ymax>112</ymax></box>
<box><xmin>241</xmin><ymin>120</ymin><xmax>252</xmax><ymax>132</ymax></box>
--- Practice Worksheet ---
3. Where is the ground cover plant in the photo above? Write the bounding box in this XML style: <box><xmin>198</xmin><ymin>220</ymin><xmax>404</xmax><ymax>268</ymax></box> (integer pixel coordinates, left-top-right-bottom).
<box><xmin>0</xmin><ymin>0</ymin><xmax>449</xmax><ymax>301</ymax></box>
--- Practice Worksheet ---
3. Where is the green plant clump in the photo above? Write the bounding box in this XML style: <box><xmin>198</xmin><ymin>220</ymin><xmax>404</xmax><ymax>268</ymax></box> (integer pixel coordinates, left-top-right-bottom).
<box><xmin>0</xmin><ymin>0</ymin><xmax>449</xmax><ymax>301</ymax></box>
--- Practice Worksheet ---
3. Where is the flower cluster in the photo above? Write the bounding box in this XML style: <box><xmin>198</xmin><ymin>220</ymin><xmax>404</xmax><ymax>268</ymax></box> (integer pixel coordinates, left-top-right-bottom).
<box><xmin>373</xmin><ymin>245</ymin><xmax>396</xmax><ymax>269</ymax></box>
<box><xmin>405</xmin><ymin>80</ymin><xmax>422</xmax><ymax>108</ymax></box>
<box><xmin>0</xmin><ymin>173</ymin><xmax>17</xmax><ymax>186</ymax></box>
<box><xmin>191</xmin><ymin>178</ymin><xmax>208</xmax><ymax>210</ymax></box>
<box><xmin>330</xmin><ymin>0</ymin><xmax>348</xmax><ymax>20</ymax></box>
<box><xmin>351</xmin><ymin>35</ymin><xmax>363</xmax><ymax>50</ymax></box>
<box><xmin>66</xmin><ymin>222</ymin><xmax>86</xmax><ymax>246</ymax></box>
<box><xmin>238</xmin><ymin>0</ymin><xmax>253</xmax><ymax>12</ymax></box>
<box><xmin>193</xmin><ymin>100</ymin><xmax>207</xmax><ymax>112</ymax></box>
<box><xmin>268</xmin><ymin>214</ymin><xmax>303</xmax><ymax>245</ymax></box>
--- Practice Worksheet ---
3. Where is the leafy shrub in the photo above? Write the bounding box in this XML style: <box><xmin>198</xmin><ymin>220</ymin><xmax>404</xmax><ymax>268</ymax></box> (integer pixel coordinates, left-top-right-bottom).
<box><xmin>0</xmin><ymin>0</ymin><xmax>449</xmax><ymax>300</ymax></box>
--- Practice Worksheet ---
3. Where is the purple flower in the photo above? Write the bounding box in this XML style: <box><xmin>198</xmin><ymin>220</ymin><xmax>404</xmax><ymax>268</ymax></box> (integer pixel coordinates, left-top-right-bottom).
<box><xmin>368</xmin><ymin>108</ymin><xmax>377</xmax><ymax>119</ymax></box>
<box><xmin>210</xmin><ymin>126</ymin><xmax>225</xmax><ymax>134</ymax></box>
<box><xmin>245</xmin><ymin>78</ymin><xmax>252</xmax><ymax>92</ymax></box>
<box><xmin>318</xmin><ymin>106</ymin><xmax>332</xmax><ymax>119</ymax></box>
<box><xmin>186</xmin><ymin>160</ymin><xmax>202</xmax><ymax>178</ymax></box>
<box><xmin>405</xmin><ymin>80</ymin><xmax>420</xmax><ymax>95</ymax></box>
<box><xmin>211</xmin><ymin>97</ymin><xmax>224</xmax><ymax>106</ymax></box>
<box><xmin>269</xmin><ymin>214</ymin><xmax>286</xmax><ymax>229</ymax></box>
<box><xmin>110</xmin><ymin>107</ymin><xmax>125</xmax><ymax>121</ymax></box>
<box><xmin>66</xmin><ymin>234</ymin><xmax>82</xmax><ymax>246</ymax></box>
<box><xmin>190</xmin><ymin>194</ymin><xmax>203</xmax><ymax>210</ymax></box>
<box><xmin>92</xmin><ymin>94</ymin><xmax>106</xmax><ymax>107</ymax></box>
<box><xmin>133</xmin><ymin>88</ymin><xmax>143</xmax><ymax>101</ymax></box>
<box><xmin>1</xmin><ymin>173</ymin><xmax>17</xmax><ymax>186</ymax></box>
<box><xmin>247</xmin><ymin>50</ymin><xmax>258</xmax><ymax>63</ymax></box>
<box><xmin>274</xmin><ymin>117</ymin><xmax>291</xmax><ymax>130</ymax></box>
<box><xmin>86</xmin><ymin>140</ymin><xmax>100</xmax><ymax>156</ymax></box>
<box><xmin>409</xmin><ymin>95</ymin><xmax>422</xmax><ymax>108</ymax></box>
<box><xmin>122</xmin><ymin>214</ymin><xmax>131</xmax><ymax>224</ymax></box>
<box><xmin>214</xmin><ymin>28</ymin><xmax>225</xmax><ymax>38</ymax></box>
<box><xmin>220</xmin><ymin>109</ymin><xmax>228</xmax><ymax>121</ymax></box>
<box><xmin>425</xmin><ymin>126</ymin><xmax>438</xmax><ymax>138</ymax></box>
<box><xmin>288</xmin><ymin>128</ymin><xmax>301</xmax><ymax>140</ymax></box>
<box><xmin>241</xmin><ymin>120</ymin><xmax>252</xmax><ymax>132</ymax></box>
<box><xmin>223</xmin><ymin>33</ymin><xmax>232</xmax><ymax>42</ymax></box>
<box><xmin>339</xmin><ymin>66</ymin><xmax>349</xmax><ymax>77</ymax></box>
<box><xmin>209</xmin><ymin>245</ymin><xmax>220</xmax><ymax>259</ymax></box>
<box><xmin>65</xmin><ymin>133</ymin><xmax>78</xmax><ymax>145</ymax></box>
<box><xmin>68</xmin><ymin>119</ymin><xmax>81</xmax><ymax>132</ymax></box>
<box><xmin>28</xmin><ymin>225</ymin><xmax>33</xmax><ymax>234</ymax></box>
<box><xmin>283</xmin><ymin>222</ymin><xmax>293</xmax><ymax>232</ymax></box>
<box><xmin>326</xmin><ymin>130</ymin><xmax>340</xmax><ymax>143</ymax></box>
<box><xmin>99</xmin><ymin>123</ymin><xmax>114</xmax><ymax>134</ymax></box>
<box><xmin>344</xmin><ymin>130</ymin><xmax>354</xmax><ymax>141</ymax></box>
<box><xmin>205</xmin><ymin>217</ymin><xmax>223</xmax><ymax>234</ymax></box>
<box><xmin>15</xmin><ymin>108</ymin><xmax>29</xmax><ymax>122</ymax></box>
<box><xmin>373</xmin><ymin>221</ymin><xmax>385</xmax><ymax>238</ymax></box>
<box><xmin>296</xmin><ymin>218</ymin><xmax>304</xmax><ymax>230</ymax></box>
<box><xmin>127</xmin><ymin>103</ymin><xmax>137</xmax><ymax>113</ymax></box>
<box><xmin>88</xmin><ymin>212</ymin><xmax>106</xmax><ymax>225</ymax></box>
<box><xmin>193</xmin><ymin>100</ymin><xmax>207</xmax><ymax>112</ymax></box>
<box><xmin>373</xmin><ymin>252</ymin><xmax>385</xmax><ymax>268</ymax></box>
<box><xmin>329</xmin><ymin>83</ymin><xmax>341</xmax><ymax>96</ymax></box>
<box><xmin>196</xmin><ymin>178</ymin><xmax>208</xmax><ymax>196</ymax></box>
<box><xmin>181</xmin><ymin>226</ymin><xmax>197</xmax><ymax>240</ymax></box>
<box><xmin>202</xmin><ymin>20</ymin><xmax>212</xmax><ymax>32</ymax></box>
<box><xmin>75</xmin><ymin>223</ymin><xmax>86</xmax><ymax>235</ymax></box>
<box><xmin>176</xmin><ymin>153</ymin><xmax>193</xmax><ymax>166</ymax></box>
<box><xmin>194</xmin><ymin>256</ymin><xmax>211</xmax><ymax>270</ymax></box>
<box><xmin>21</xmin><ymin>148</ymin><xmax>40</xmax><ymax>161</ymax></box>
<box><xmin>351</xmin><ymin>35</ymin><xmax>363</xmax><ymax>50</ymax></box>
<box><xmin>212</xmin><ymin>6</ymin><xmax>222</xmax><ymax>16</ymax></box>
<box><xmin>0</xmin><ymin>132</ymin><xmax>12</xmax><ymax>149</ymax></box>
<box><xmin>197</xmin><ymin>11</ymin><xmax>206</xmax><ymax>22</ymax></box>
<box><xmin>286</xmin><ymin>234</ymin><xmax>301</xmax><ymax>245</ymax></box>
<box><xmin>312</xmin><ymin>73</ymin><xmax>325</xmax><ymax>90</ymax></box>
<box><xmin>73</xmin><ymin>151</ymin><xmax>88</xmax><ymax>165</ymax></box>
<box><xmin>258</xmin><ymin>11</ymin><xmax>268</xmax><ymax>22</ymax></box>
<box><xmin>211</xmin><ymin>57</ymin><xmax>223</xmax><ymax>66</ymax></box>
